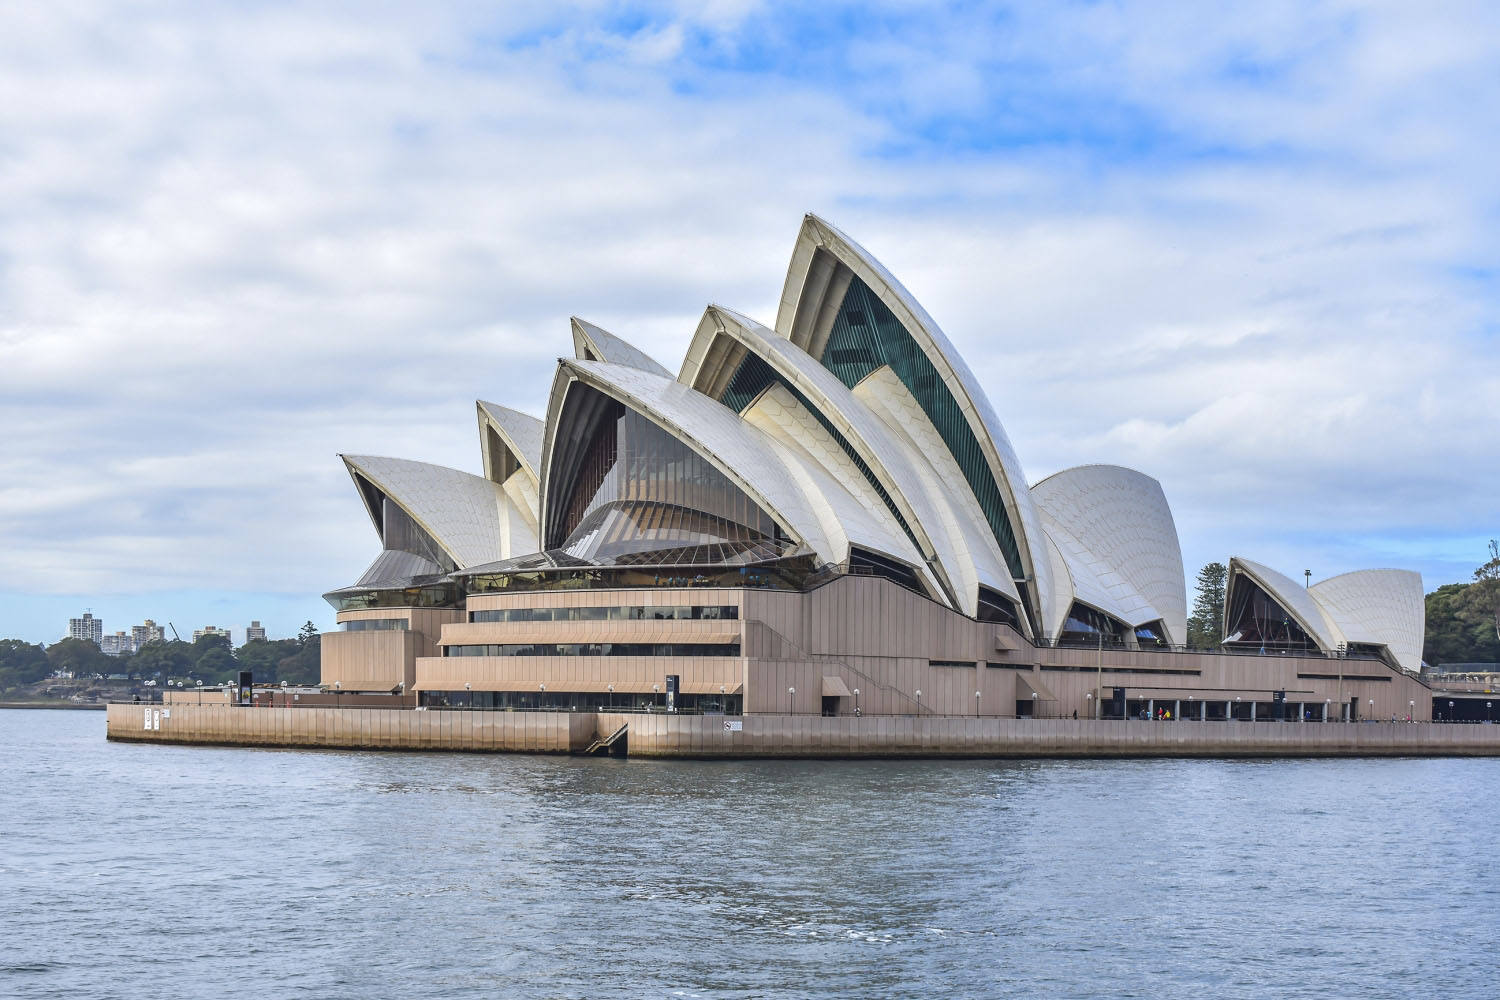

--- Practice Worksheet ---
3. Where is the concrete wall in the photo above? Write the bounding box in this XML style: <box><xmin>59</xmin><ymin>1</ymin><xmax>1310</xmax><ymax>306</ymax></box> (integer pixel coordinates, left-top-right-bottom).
<box><xmin>107</xmin><ymin>702</ymin><xmax>1500</xmax><ymax>758</ymax></box>
<box><xmin>605</xmin><ymin>713</ymin><xmax>1500</xmax><ymax>758</ymax></box>
<box><xmin>106</xmin><ymin>703</ymin><xmax>593</xmax><ymax>753</ymax></box>
<box><xmin>322</xmin><ymin>607</ymin><xmax>462</xmax><ymax>691</ymax></box>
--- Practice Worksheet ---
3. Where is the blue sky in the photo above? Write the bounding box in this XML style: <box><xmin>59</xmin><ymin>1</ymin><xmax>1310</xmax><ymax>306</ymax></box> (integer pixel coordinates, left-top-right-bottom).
<box><xmin>2</xmin><ymin>1</ymin><xmax>1497</xmax><ymax>645</ymax></box>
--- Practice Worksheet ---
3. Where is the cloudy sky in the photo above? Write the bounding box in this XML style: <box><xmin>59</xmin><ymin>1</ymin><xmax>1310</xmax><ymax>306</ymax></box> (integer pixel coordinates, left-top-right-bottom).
<box><xmin>2</xmin><ymin>1</ymin><xmax>1497</xmax><ymax>645</ymax></box>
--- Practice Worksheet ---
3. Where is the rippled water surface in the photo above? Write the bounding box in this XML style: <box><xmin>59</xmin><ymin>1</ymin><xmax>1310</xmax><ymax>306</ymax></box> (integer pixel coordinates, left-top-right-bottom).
<box><xmin>3</xmin><ymin>709</ymin><xmax>1497</xmax><ymax>999</ymax></box>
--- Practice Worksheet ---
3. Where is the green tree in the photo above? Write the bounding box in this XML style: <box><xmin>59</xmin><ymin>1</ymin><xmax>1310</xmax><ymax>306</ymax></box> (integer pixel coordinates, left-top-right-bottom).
<box><xmin>235</xmin><ymin>638</ymin><xmax>301</xmax><ymax>685</ymax></box>
<box><xmin>277</xmin><ymin>633</ymin><xmax>321</xmax><ymax>686</ymax></box>
<box><xmin>131</xmin><ymin>639</ymin><xmax>196</xmax><ymax>680</ymax></box>
<box><xmin>1458</xmin><ymin>539</ymin><xmax>1500</xmax><ymax>643</ymax></box>
<box><xmin>297</xmin><ymin>621</ymin><xmax>320</xmax><ymax>645</ymax></box>
<box><xmin>0</xmin><ymin>639</ymin><xmax>51</xmax><ymax>690</ymax></box>
<box><xmin>194</xmin><ymin>646</ymin><xmax>237</xmax><ymax>683</ymax></box>
<box><xmin>1186</xmin><ymin>562</ymin><xmax>1228</xmax><ymax>650</ymax></box>
<box><xmin>45</xmin><ymin>637</ymin><xmax>112</xmax><ymax>678</ymax></box>
<box><xmin>1422</xmin><ymin>583</ymin><xmax>1500</xmax><ymax>666</ymax></box>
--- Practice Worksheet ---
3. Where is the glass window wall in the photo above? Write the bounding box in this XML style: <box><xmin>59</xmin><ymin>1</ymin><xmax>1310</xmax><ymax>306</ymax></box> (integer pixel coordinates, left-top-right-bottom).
<box><xmin>442</xmin><ymin>642</ymin><xmax>741</xmax><ymax>657</ymax></box>
<box><xmin>341</xmin><ymin>618</ymin><xmax>410</xmax><ymax>632</ymax></box>
<box><xmin>471</xmin><ymin>605</ymin><xmax>738</xmax><ymax>623</ymax></box>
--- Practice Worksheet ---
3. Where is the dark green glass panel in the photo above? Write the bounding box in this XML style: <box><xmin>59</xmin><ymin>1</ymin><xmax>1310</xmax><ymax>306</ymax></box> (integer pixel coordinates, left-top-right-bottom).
<box><xmin>819</xmin><ymin>274</ymin><xmax>1026</xmax><ymax>581</ymax></box>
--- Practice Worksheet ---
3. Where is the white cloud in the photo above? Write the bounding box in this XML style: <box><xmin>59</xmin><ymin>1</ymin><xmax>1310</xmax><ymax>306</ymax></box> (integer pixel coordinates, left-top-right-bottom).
<box><xmin>1</xmin><ymin>1</ymin><xmax>1496</xmax><ymax>642</ymax></box>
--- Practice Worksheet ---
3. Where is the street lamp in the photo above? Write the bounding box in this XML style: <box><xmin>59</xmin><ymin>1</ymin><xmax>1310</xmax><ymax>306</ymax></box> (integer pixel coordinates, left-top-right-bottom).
<box><xmin>1448</xmin><ymin>699</ymin><xmax>1455</xmax><ymax>723</ymax></box>
<box><xmin>607</xmin><ymin>683</ymin><xmax>615</xmax><ymax>712</ymax></box>
<box><xmin>1409</xmin><ymin>699</ymin><xmax>1415</xmax><ymax>723</ymax></box>
<box><xmin>1368</xmin><ymin>698</ymin><xmax>1373</xmax><ymax>724</ymax></box>
<box><xmin>1189</xmin><ymin>694</ymin><xmax>1195</xmax><ymax>722</ymax></box>
<box><xmin>853</xmin><ymin>688</ymin><xmax>861</xmax><ymax>717</ymax></box>
<box><xmin>1235</xmin><ymin>695</ymin><xmax>1241</xmax><ymax>722</ymax></box>
<box><xmin>1488</xmin><ymin>701</ymin><xmax>1493</xmax><ymax>723</ymax></box>
<box><xmin>465</xmin><ymin>681</ymin><xmax>472</xmax><ymax>712</ymax></box>
<box><xmin>914</xmin><ymin>689</ymin><xmax>922</xmax><ymax>715</ymax></box>
<box><xmin>1324</xmin><ymin>697</ymin><xmax>1330</xmax><ymax>723</ymax></box>
<box><xmin>788</xmin><ymin>686</ymin><xmax>795</xmax><ymax>715</ymax></box>
<box><xmin>1032</xmin><ymin>691</ymin><xmax>1038</xmax><ymax>719</ymax></box>
<box><xmin>1086</xmin><ymin>692</ymin><xmax>1094</xmax><ymax>720</ymax></box>
<box><xmin>975</xmin><ymin>690</ymin><xmax>982</xmax><ymax>718</ymax></box>
<box><xmin>335</xmin><ymin>680</ymin><xmax>341</xmax><ymax>710</ymax></box>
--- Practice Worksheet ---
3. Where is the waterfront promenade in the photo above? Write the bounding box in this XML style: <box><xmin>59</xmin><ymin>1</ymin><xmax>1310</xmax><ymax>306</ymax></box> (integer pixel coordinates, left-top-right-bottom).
<box><xmin>106</xmin><ymin>702</ymin><xmax>1500</xmax><ymax>758</ymax></box>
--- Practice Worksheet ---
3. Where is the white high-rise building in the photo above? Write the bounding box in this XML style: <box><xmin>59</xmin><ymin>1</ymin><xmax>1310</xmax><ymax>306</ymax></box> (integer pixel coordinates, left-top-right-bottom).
<box><xmin>193</xmin><ymin>625</ymin><xmax>233</xmax><ymax>644</ymax></box>
<box><xmin>68</xmin><ymin>612</ymin><xmax>103</xmax><ymax>646</ymax></box>
<box><xmin>245</xmin><ymin>621</ymin><xmax>267</xmax><ymax>642</ymax></box>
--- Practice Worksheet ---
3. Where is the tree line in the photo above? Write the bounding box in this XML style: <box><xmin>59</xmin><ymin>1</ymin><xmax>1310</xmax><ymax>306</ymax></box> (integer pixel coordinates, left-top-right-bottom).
<box><xmin>1174</xmin><ymin>542</ymin><xmax>1500</xmax><ymax>669</ymax></box>
<box><xmin>0</xmin><ymin>622</ymin><xmax>322</xmax><ymax>694</ymax></box>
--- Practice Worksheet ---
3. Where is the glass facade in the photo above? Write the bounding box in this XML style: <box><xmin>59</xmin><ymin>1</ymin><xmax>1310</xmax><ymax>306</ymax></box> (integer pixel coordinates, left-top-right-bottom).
<box><xmin>462</xmin><ymin>554</ymin><xmax>833</xmax><ymax>596</ymax></box>
<box><xmin>325</xmin><ymin>583</ymin><xmax>461</xmax><ymax>612</ymax></box>
<box><xmin>1057</xmin><ymin>602</ymin><xmax>1130</xmax><ymax>647</ymax></box>
<box><xmin>818</xmin><ymin>273</ymin><xmax>1026</xmax><ymax>583</ymax></box>
<box><xmin>341</xmin><ymin>618</ymin><xmax>410</xmax><ymax>632</ymax></box>
<box><xmin>442</xmin><ymin>642</ymin><xmax>741</xmax><ymax>657</ymax></box>
<box><xmin>471</xmin><ymin>605</ymin><xmax>738</xmax><ymax>623</ymax></box>
<box><xmin>1224</xmin><ymin>577</ymin><xmax>1321</xmax><ymax>653</ymax></box>
<box><xmin>420</xmin><ymin>690</ymin><xmax>742</xmax><ymax>715</ymax></box>
<box><xmin>546</xmin><ymin>386</ymin><xmax>793</xmax><ymax>566</ymax></box>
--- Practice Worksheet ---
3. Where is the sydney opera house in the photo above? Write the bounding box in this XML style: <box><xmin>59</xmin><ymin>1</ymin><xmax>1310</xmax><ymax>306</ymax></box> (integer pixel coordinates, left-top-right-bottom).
<box><xmin>319</xmin><ymin>215</ymin><xmax>1430</xmax><ymax>725</ymax></box>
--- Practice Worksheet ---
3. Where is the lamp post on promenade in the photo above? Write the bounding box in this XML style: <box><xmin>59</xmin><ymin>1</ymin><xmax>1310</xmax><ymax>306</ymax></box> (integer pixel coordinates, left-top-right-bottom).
<box><xmin>1235</xmin><ymin>695</ymin><xmax>1241</xmax><ymax>722</ymax></box>
<box><xmin>607</xmin><ymin>683</ymin><xmax>614</xmax><ymax>712</ymax></box>
<box><xmin>196</xmin><ymin>679</ymin><xmax>203</xmax><ymax>706</ymax></box>
<box><xmin>465</xmin><ymin>681</ymin><xmax>472</xmax><ymax>713</ymax></box>
<box><xmin>1409</xmin><ymin>700</ymin><xmax>1415</xmax><ymax>723</ymax></box>
<box><xmin>975</xmin><ymin>691</ymin><xmax>982</xmax><ymax>718</ymax></box>
<box><xmin>1031</xmin><ymin>691</ymin><xmax>1038</xmax><ymax>719</ymax></box>
<box><xmin>1488</xmin><ymin>701</ymin><xmax>1493</xmax><ymax>724</ymax></box>
<box><xmin>335</xmin><ymin>680</ymin><xmax>341</xmax><ymax>710</ymax></box>
<box><xmin>1368</xmin><ymin>698</ymin><xmax>1373</xmax><ymax>724</ymax></box>
<box><xmin>1188</xmin><ymin>694</ymin><xmax>1195</xmax><ymax>722</ymax></box>
<box><xmin>853</xmin><ymin>688</ymin><xmax>860</xmax><ymax>717</ymax></box>
<box><xmin>787</xmin><ymin>686</ymin><xmax>795</xmax><ymax>715</ymax></box>
<box><xmin>1086</xmin><ymin>692</ymin><xmax>1093</xmax><ymax>720</ymax></box>
<box><xmin>914</xmin><ymin>689</ymin><xmax>921</xmax><ymax>715</ymax></box>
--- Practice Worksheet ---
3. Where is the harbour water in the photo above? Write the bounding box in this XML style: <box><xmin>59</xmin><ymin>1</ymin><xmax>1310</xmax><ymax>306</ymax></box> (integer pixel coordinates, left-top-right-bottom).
<box><xmin>3</xmin><ymin>708</ymin><xmax>1496</xmax><ymax>999</ymax></box>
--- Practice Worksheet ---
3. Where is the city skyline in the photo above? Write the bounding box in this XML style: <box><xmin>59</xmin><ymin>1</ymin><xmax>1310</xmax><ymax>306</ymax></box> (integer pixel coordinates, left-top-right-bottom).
<box><xmin>3</xmin><ymin>2</ymin><xmax>1497</xmax><ymax>645</ymax></box>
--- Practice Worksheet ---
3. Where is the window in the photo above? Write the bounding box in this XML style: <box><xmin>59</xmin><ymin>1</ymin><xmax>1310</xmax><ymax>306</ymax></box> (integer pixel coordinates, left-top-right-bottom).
<box><xmin>341</xmin><ymin>618</ymin><xmax>409</xmax><ymax>632</ymax></box>
<box><xmin>442</xmin><ymin>642</ymin><xmax>742</xmax><ymax>657</ymax></box>
<box><xmin>470</xmin><ymin>605</ymin><xmax>740</xmax><ymax>623</ymax></box>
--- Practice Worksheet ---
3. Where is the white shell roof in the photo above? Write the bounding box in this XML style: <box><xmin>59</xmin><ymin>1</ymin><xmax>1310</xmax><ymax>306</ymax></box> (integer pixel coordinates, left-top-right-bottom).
<box><xmin>742</xmin><ymin>382</ymin><xmax>939</xmax><ymax>596</ymax></box>
<box><xmin>1228</xmin><ymin>557</ymin><xmax>1341</xmax><ymax>652</ymax></box>
<box><xmin>477</xmin><ymin>401</ymin><xmax>544</xmax><ymax>479</ymax></box>
<box><xmin>540</xmin><ymin>359</ymin><xmax>845</xmax><ymax>564</ymax></box>
<box><xmin>852</xmin><ymin>366</ymin><xmax>1022</xmax><ymax>611</ymax></box>
<box><xmin>1310</xmin><ymin>569</ymin><xmax>1425</xmax><ymax>674</ymax></box>
<box><xmin>341</xmin><ymin>454</ymin><xmax>526</xmax><ymax>570</ymax></box>
<box><xmin>1030</xmin><ymin>465</ymin><xmax>1187</xmax><ymax>644</ymax></box>
<box><xmin>678</xmin><ymin>304</ymin><xmax>1009</xmax><ymax>614</ymax></box>
<box><xmin>773</xmin><ymin>213</ymin><xmax>1052</xmax><ymax>626</ymax></box>
<box><xmin>570</xmin><ymin>317</ymin><xmax>672</xmax><ymax>377</ymax></box>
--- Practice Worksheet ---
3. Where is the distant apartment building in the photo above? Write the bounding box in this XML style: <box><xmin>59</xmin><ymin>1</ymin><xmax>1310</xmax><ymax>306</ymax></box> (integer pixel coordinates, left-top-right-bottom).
<box><xmin>193</xmin><ymin>625</ymin><xmax>234</xmax><ymax>644</ymax></box>
<box><xmin>132</xmin><ymin>620</ymin><xmax>164</xmax><ymax>647</ymax></box>
<box><xmin>245</xmin><ymin>621</ymin><xmax>267</xmax><ymax>642</ymax></box>
<box><xmin>68</xmin><ymin>612</ymin><xmax>103</xmax><ymax>646</ymax></box>
<box><xmin>101</xmin><ymin>631</ymin><xmax>133</xmax><ymax>656</ymax></box>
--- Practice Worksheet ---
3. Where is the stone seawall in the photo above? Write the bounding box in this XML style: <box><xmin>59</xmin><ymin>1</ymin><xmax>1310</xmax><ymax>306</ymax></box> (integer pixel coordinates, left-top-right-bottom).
<box><xmin>106</xmin><ymin>703</ymin><xmax>595</xmax><ymax>753</ymax></box>
<box><xmin>605</xmin><ymin>714</ymin><xmax>1500</xmax><ymax>757</ymax></box>
<box><xmin>107</xmin><ymin>703</ymin><xmax>1500</xmax><ymax>758</ymax></box>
